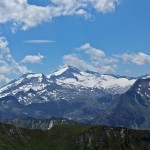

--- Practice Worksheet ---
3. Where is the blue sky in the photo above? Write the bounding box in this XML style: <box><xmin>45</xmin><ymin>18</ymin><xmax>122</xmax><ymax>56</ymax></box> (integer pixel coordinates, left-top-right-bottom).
<box><xmin>0</xmin><ymin>0</ymin><xmax>150</xmax><ymax>86</ymax></box>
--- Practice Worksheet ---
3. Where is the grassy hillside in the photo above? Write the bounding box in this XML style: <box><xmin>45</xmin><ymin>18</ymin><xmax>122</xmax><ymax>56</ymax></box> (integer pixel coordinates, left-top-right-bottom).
<box><xmin>0</xmin><ymin>122</ymin><xmax>150</xmax><ymax>150</ymax></box>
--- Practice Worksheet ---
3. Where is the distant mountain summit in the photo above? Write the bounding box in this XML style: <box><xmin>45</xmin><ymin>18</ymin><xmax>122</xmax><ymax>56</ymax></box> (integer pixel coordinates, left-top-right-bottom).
<box><xmin>48</xmin><ymin>66</ymin><xmax>80</xmax><ymax>81</ymax></box>
<box><xmin>48</xmin><ymin>65</ymin><xmax>136</xmax><ymax>94</ymax></box>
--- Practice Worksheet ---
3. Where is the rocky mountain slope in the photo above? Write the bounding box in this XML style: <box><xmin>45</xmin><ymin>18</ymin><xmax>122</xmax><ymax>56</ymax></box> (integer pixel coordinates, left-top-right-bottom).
<box><xmin>94</xmin><ymin>76</ymin><xmax>150</xmax><ymax>129</ymax></box>
<box><xmin>0</xmin><ymin>122</ymin><xmax>150</xmax><ymax>150</ymax></box>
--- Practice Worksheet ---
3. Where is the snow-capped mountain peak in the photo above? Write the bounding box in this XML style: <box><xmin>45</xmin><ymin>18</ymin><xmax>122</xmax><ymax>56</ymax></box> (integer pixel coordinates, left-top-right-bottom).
<box><xmin>47</xmin><ymin>66</ymin><xmax>80</xmax><ymax>77</ymax></box>
<box><xmin>0</xmin><ymin>66</ymin><xmax>137</xmax><ymax>105</ymax></box>
<box><xmin>0</xmin><ymin>73</ymin><xmax>50</xmax><ymax>102</ymax></box>
<box><xmin>141</xmin><ymin>75</ymin><xmax>150</xmax><ymax>80</ymax></box>
<box><xmin>47</xmin><ymin>66</ymin><xmax>80</xmax><ymax>81</ymax></box>
<box><xmin>22</xmin><ymin>73</ymin><xmax>44</xmax><ymax>79</ymax></box>
<box><xmin>0</xmin><ymin>73</ymin><xmax>47</xmax><ymax>91</ymax></box>
<box><xmin>47</xmin><ymin>66</ymin><xmax>136</xmax><ymax>94</ymax></box>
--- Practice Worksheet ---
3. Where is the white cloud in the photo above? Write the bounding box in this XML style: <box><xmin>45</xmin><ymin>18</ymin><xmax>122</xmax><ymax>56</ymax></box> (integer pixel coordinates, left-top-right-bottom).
<box><xmin>76</xmin><ymin>43</ymin><xmax>105</xmax><ymax>59</ymax></box>
<box><xmin>21</xmin><ymin>53</ymin><xmax>44</xmax><ymax>64</ymax></box>
<box><xmin>116</xmin><ymin>52</ymin><xmax>150</xmax><ymax>65</ymax></box>
<box><xmin>63</xmin><ymin>53</ymin><xmax>96</xmax><ymax>71</ymax></box>
<box><xmin>0</xmin><ymin>0</ymin><xmax>120</xmax><ymax>31</ymax></box>
<box><xmin>0</xmin><ymin>36</ymin><xmax>30</xmax><ymax>87</ymax></box>
<box><xmin>63</xmin><ymin>43</ymin><xmax>118</xmax><ymax>73</ymax></box>
<box><xmin>0</xmin><ymin>0</ymin><xmax>54</xmax><ymax>31</ymax></box>
<box><xmin>0</xmin><ymin>37</ymin><xmax>9</xmax><ymax>53</ymax></box>
<box><xmin>88</xmin><ymin>0</ymin><xmax>119</xmax><ymax>13</ymax></box>
<box><xmin>24</xmin><ymin>40</ymin><xmax>55</xmax><ymax>43</ymax></box>
<box><xmin>0</xmin><ymin>75</ymin><xmax>10</xmax><ymax>87</ymax></box>
<box><xmin>0</xmin><ymin>37</ymin><xmax>29</xmax><ymax>75</ymax></box>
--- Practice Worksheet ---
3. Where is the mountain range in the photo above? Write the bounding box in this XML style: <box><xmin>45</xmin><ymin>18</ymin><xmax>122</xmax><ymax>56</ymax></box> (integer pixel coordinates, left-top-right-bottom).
<box><xmin>0</xmin><ymin>66</ymin><xmax>150</xmax><ymax>129</ymax></box>
<box><xmin>0</xmin><ymin>66</ymin><xmax>136</xmax><ymax>105</ymax></box>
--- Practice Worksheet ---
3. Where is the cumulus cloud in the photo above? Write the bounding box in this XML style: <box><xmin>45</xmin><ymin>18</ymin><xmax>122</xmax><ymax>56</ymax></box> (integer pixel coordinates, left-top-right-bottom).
<box><xmin>21</xmin><ymin>53</ymin><xmax>44</xmax><ymax>64</ymax></box>
<box><xmin>0</xmin><ymin>37</ymin><xmax>9</xmax><ymax>53</ymax></box>
<box><xmin>63</xmin><ymin>53</ymin><xmax>96</xmax><ymax>71</ymax></box>
<box><xmin>116</xmin><ymin>52</ymin><xmax>150</xmax><ymax>65</ymax></box>
<box><xmin>76</xmin><ymin>43</ymin><xmax>105</xmax><ymax>59</ymax></box>
<box><xmin>0</xmin><ymin>36</ymin><xmax>30</xmax><ymax>87</ymax></box>
<box><xmin>64</xmin><ymin>45</ymin><xmax>150</xmax><ymax>74</ymax></box>
<box><xmin>0</xmin><ymin>37</ymin><xmax>29</xmax><ymax>75</ymax></box>
<box><xmin>0</xmin><ymin>0</ymin><xmax>120</xmax><ymax>31</ymax></box>
<box><xmin>63</xmin><ymin>43</ymin><xmax>118</xmax><ymax>73</ymax></box>
<box><xmin>0</xmin><ymin>75</ymin><xmax>10</xmax><ymax>87</ymax></box>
